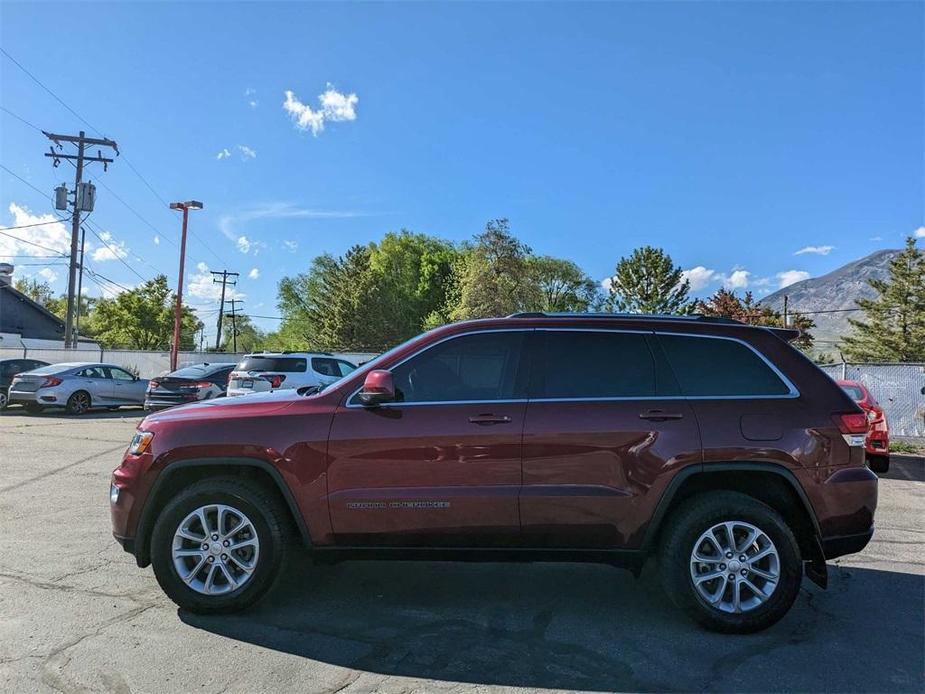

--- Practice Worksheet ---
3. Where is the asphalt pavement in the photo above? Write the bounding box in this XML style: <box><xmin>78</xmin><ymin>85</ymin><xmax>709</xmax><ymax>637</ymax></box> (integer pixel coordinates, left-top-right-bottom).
<box><xmin>0</xmin><ymin>408</ymin><xmax>922</xmax><ymax>693</ymax></box>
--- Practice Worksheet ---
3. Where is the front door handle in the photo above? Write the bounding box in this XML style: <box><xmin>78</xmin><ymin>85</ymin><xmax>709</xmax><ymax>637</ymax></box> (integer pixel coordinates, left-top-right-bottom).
<box><xmin>468</xmin><ymin>414</ymin><xmax>512</xmax><ymax>425</ymax></box>
<box><xmin>639</xmin><ymin>410</ymin><xmax>684</xmax><ymax>422</ymax></box>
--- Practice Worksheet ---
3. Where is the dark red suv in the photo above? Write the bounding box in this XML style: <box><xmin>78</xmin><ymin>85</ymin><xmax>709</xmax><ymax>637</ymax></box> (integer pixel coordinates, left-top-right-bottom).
<box><xmin>111</xmin><ymin>313</ymin><xmax>877</xmax><ymax>633</ymax></box>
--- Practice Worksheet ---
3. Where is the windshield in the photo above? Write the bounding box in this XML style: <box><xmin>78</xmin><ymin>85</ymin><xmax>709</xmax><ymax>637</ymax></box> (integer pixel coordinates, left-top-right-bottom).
<box><xmin>20</xmin><ymin>364</ymin><xmax>74</xmax><ymax>376</ymax></box>
<box><xmin>169</xmin><ymin>364</ymin><xmax>218</xmax><ymax>378</ymax></box>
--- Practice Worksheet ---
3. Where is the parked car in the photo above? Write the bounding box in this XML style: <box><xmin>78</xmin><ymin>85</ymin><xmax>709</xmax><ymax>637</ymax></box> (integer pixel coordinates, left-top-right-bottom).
<box><xmin>111</xmin><ymin>313</ymin><xmax>877</xmax><ymax>633</ymax></box>
<box><xmin>10</xmin><ymin>362</ymin><xmax>147</xmax><ymax>414</ymax></box>
<box><xmin>837</xmin><ymin>379</ymin><xmax>890</xmax><ymax>473</ymax></box>
<box><xmin>0</xmin><ymin>358</ymin><xmax>49</xmax><ymax>410</ymax></box>
<box><xmin>226</xmin><ymin>352</ymin><xmax>356</xmax><ymax>397</ymax></box>
<box><xmin>145</xmin><ymin>363</ymin><xmax>235</xmax><ymax>411</ymax></box>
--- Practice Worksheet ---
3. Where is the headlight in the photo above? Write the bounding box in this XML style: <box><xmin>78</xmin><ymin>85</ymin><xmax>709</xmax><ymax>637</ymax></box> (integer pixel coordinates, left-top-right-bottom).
<box><xmin>110</xmin><ymin>483</ymin><xmax>120</xmax><ymax>505</ymax></box>
<box><xmin>128</xmin><ymin>431</ymin><xmax>154</xmax><ymax>455</ymax></box>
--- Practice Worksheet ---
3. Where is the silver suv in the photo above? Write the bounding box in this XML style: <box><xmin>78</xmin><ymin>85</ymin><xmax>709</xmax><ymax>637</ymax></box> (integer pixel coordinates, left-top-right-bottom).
<box><xmin>226</xmin><ymin>352</ymin><xmax>356</xmax><ymax>397</ymax></box>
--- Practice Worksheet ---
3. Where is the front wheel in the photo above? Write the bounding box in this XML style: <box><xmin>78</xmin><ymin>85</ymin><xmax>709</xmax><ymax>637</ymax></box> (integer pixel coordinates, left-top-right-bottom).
<box><xmin>150</xmin><ymin>478</ymin><xmax>288</xmax><ymax>613</ymax></box>
<box><xmin>659</xmin><ymin>491</ymin><xmax>802</xmax><ymax>633</ymax></box>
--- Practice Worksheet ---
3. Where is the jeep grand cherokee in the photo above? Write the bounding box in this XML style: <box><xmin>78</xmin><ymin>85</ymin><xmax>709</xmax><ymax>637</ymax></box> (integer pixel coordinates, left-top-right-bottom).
<box><xmin>110</xmin><ymin>313</ymin><xmax>876</xmax><ymax>633</ymax></box>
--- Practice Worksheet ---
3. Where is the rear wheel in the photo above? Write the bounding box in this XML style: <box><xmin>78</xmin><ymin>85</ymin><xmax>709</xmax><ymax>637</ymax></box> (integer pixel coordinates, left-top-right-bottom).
<box><xmin>151</xmin><ymin>478</ymin><xmax>287</xmax><ymax>613</ymax></box>
<box><xmin>659</xmin><ymin>491</ymin><xmax>802</xmax><ymax>633</ymax></box>
<box><xmin>0</xmin><ymin>389</ymin><xmax>7</xmax><ymax>410</ymax></box>
<box><xmin>65</xmin><ymin>390</ymin><xmax>91</xmax><ymax>415</ymax></box>
<box><xmin>867</xmin><ymin>454</ymin><xmax>890</xmax><ymax>474</ymax></box>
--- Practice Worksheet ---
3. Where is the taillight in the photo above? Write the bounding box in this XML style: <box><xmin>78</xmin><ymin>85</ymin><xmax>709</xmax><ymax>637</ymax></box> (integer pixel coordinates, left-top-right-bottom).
<box><xmin>41</xmin><ymin>376</ymin><xmax>62</xmax><ymax>388</ymax></box>
<box><xmin>192</xmin><ymin>381</ymin><xmax>212</xmax><ymax>389</ymax></box>
<box><xmin>833</xmin><ymin>412</ymin><xmax>868</xmax><ymax>434</ymax></box>
<box><xmin>148</xmin><ymin>379</ymin><xmax>159</xmax><ymax>389</ymax></box>
<box><xmin>264</xmin><ymin>374</ymin><xmax>286</xmax><ymax>388</ymax></box>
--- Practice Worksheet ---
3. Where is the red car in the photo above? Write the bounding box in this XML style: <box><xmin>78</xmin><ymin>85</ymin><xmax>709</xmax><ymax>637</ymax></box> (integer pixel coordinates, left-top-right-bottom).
<box><xmin>837</xmin><ymin>379</ymin><xmax>890</xmax><ymax>473</ymax></box>
<box><xmin>111</xmin><ymin>313</ymin><xmax>877</xmax><ymax>633</ymax></box>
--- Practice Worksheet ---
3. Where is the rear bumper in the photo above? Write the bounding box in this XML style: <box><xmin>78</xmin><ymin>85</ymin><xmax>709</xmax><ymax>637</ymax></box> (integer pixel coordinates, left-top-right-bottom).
<box><xmin>822</xmin><ymin>527</ymin><xmax>874</xmax><ymax>559</ymax></box>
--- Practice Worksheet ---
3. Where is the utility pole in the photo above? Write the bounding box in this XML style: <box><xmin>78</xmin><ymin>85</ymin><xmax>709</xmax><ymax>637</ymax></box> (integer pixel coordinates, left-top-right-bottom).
<box><xmin>74</xmin><ymin>227</ymin><xmax>86</xmax><ymax>343</ymax></box>
<box><xmin>168</xmin><ymin>201</ymin><xmax>203</xmax><ymax>370</ymax></box>
<box><xmin>211</xmin><ymin>270</ymin><xmax>238</xmax><ymax>350</ymax></box>
<box><xmin>224</xmin><ymin>299</ymin><xmax>244</xmax><ymax>353</ymax></box>
<box><xmin>783</xmin><ymin>295</ymin><xmax>789</xmax><ymax>328</ymax></box>
<box><xmin>44</xmin><ymin>130</ymin><xmax>118</xmax><ymax>347</ymax></box>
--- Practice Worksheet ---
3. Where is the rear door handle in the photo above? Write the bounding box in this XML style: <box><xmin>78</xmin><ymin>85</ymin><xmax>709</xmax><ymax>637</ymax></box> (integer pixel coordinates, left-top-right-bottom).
<box><xmin>639</xmin><ymin>410</ymin><xmax>684</xmax><ymax>422</ymax></box>
<box><xmin>468</xmin><ymin>414</ymin><xmax>512</xmax><ymax>425</ymax></box>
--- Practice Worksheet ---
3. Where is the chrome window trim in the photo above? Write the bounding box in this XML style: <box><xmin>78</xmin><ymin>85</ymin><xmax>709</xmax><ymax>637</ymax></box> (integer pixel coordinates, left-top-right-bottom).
<box><xmin>344</xmin><ymin>326</ymin><xmax>800</xmax><ymax>409</ymax></box>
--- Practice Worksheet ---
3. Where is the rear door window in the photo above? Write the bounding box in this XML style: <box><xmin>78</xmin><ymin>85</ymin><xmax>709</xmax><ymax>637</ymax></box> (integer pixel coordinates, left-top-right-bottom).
<box><xmin>535</xmin><ymin>330</ymin><xmax>656</xmax><ymax>398</ymax></box>
<box><xmin>77</xmin><ymin>366</ymin><xmax>107</xmax><ymax>379</ymax></box>
<box><xmin>657</xmin><ymin>334</ymin><xmax>792</xmax><ymax>397</ymax></box>
<box><xmin>311</xmin><ymin>357</ymin><xmax>339</xmax><ymax>376</ymax></box>
<box><xmin>237</xmin><ymin>357</ymin><xmax>307</xmax><ymax>373</ymax></box>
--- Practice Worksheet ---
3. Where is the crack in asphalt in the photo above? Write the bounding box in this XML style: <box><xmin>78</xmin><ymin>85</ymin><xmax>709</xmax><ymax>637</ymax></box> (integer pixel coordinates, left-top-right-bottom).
<box><xmin>0</xmin><ymin>443</ymin><xmax>126</xmax><ymax>494</ymax></box>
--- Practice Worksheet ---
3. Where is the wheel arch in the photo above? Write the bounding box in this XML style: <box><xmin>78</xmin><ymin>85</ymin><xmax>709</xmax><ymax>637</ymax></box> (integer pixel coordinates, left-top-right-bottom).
<box><xmin>134</xmin><ymin>457</ymin><xmax>311</xmax><ymax>567</ymax></box>
<box><xmin>644</xmin><ymin>462</ymin><xmax>823</xmax><ymax>562</ymax></box>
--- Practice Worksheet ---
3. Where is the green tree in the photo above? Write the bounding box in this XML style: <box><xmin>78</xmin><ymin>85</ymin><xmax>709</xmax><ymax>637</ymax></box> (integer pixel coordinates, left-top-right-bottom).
<box><xmin>693</xmin><ymin>287</ymin><xmax>815</xmax><ymax>350</ymax></box>
<box><xmin>221</xmin><ymin>313</ymin><xmax>267</xmax><ymax>353</ymax></box>
<box><xmin>603</xmin><ymin>246</ymin><xmax>690</xmax><ymax>314</ymax></box>
<box><xmin>841</xmin><ymin>237</ymin><xmax>925</xmax><ymax>361</ymax></box>
<box><xmin>525</xmin><ymin>256</ymin><xmax>599</xmax><ymax>313</ymax></box>
<box><xmin>14</xmin><ymin>277</ymin><xmax>55</xmax><ymax>305</ymax></box>
<box><xmin>450</xmin><ymin>219</ymin><xmax>539</xmax><ymax>320</ymax></box>
<box><xmin>88</xmin><ymin>275</ymin><xmax>202</xmax><ymax>349</ymax></box>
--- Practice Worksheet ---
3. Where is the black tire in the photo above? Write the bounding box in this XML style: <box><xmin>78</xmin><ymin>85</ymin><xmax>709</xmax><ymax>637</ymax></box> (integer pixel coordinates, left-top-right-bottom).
<box><xmin>24</xmin><ymin>403</ymin><xmax>44</xmax><ymax>414</ymax></box>
<box><xmin>65</xmin><ymin>390</ymin><xmax>91</xmax><ymax>415</ymax></box>
<box><xmin>0</xmin><ymin>388</ymin><xmax>8</xmax><ymax>410</ymax></box>
<box><xmin>659</xmin><ymin>491</ymin><xmax>802</xmax><ymax>634</ymax></box>
<box><xmin>151</xmin><ymin>477</ymin><xmax>288</xmax><ymax>614</ymax></box>
<box><xmin>867</xmin><ymin>454</ymin><xmax>890</xmax><ymax>474</ymax></box>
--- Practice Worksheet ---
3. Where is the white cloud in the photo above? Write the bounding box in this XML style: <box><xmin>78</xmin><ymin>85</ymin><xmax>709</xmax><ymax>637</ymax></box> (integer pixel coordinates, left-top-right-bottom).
<box><xmin>245</xmin><ymin>87</ymin><xmax>258</xmax><ymax>108</ymax></box>
<box><xmin>794</xmin><ymin>245</ymin><xmax>835</xmax><ymax>256</ymax></box>
<box><xmin>870</xmin><ymin>236</ymin><xmax>883</xmax><ymax>241</ymax></box>
<box><xmin>236</xmin><ymin>236</ymin><xmax>251</xmax><ymax>253</ymax></box>
<box><xmin>91</xmin><ymin>230</ymin><xmax>129</xmax><ymax>262</ymax></box>
<box><xmin>283</xmin><ymin>84</ymin><xmax>358</xmax><ymax>136</ymax></box>
<box><xmin>0</xmin><ymin>203</ymin><xmax>70</xmax><ymax>263</ymax></box>
<box><xmin>218</xmin><ymin>203</ymin><xmax>365</xmax><ymax>255</ymax></box>
<box><xmin>679</xmin><ymin>266</ymin><xmax>716</xmax><ymax>291</ymax></box>
<box><xmin>237</xmin><ymin>145</ymin><xmax>256</xmax><ymax>160</ymax></box>
<box><xmin>216</xmin><ymin>148</ymin><xmax>232</xmax><ymax>160</ymax></box>
<box><xmin>38</xmin><ymin>267</ymin><xmax>58</xmax><ymax>283</ymax></box>
<box><xmin>600</xmin><ymin>277</ymin><xmax>613</xmax><ymax>292</ymax></box>
<box><xmin>722</xmin><ymin>269</ymin><xmax>751</xmax><ymax>290</ymax></box>
<box><xmin>248</xmin><ymin>267</ymin><xmax>260</xmax><ymax>280</ymax></box>
<box><xmin>777</xmin><ymin>270</ymin><xmax>810</xmax><ymax>288</ymax></box>
<box><xmin>282</xmin><ymin>239</ymin><xmax>298</xmax><ymax>252</ymax></box>
<box><xmin>914</xmin><ymin>226</ymin><xmax>925</xmax><ymax>239</ymax></box>
<box><xmin>153</xmin><ymin>235</ymin><xmax>160</xmax><ymax>245</ymax></box>
<box><xmin>187</xmin><ymin>261</ymin><xmax>245</xmax><ymax>301</ymax></box>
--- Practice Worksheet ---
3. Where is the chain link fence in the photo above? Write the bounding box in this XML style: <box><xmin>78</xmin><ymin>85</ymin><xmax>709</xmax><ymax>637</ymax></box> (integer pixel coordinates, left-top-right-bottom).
<box><xmin>819</xmin><ymin>362</ymin><xmax>925</xmax><ymax>439</ymax></box>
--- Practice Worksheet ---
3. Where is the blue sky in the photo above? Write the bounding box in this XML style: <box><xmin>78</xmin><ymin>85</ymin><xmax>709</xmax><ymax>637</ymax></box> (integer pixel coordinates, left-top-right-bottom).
<box><xmin>1</xmin><ymin>1</ymin><xmax>922</xmax><ymax>341</ymax></box>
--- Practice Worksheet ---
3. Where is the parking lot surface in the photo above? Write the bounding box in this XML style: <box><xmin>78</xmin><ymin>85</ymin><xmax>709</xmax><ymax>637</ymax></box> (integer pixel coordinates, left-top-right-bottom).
<box><xmin>0</xmin><ymin>409</ymin><xmax>922</xmax><ymax>693</ymax></box>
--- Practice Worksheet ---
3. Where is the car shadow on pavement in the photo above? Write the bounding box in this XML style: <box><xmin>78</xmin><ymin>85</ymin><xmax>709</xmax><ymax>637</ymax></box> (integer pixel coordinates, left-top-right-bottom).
<box><xmin>180</xmin><ymin>556</ymin><xmax>924</xmax><ymax>692</ymax></box>
<box><xmin>881</xmin><ymin>454</ymin><xmax>924</xmax><ymax>482</ymax></box>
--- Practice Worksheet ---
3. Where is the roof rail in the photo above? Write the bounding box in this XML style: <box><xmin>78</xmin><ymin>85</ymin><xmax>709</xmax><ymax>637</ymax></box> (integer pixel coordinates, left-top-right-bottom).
<box><xmin>506</xmin><ymin>312</ymin><xmax>745</xmax><ymax>325</ymax></box>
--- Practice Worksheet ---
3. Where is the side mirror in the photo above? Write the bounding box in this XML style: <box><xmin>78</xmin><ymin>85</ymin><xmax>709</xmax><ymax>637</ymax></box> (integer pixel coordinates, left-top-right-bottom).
<box><xmin>358</xmin><ymin>369</ymin><xmax>396</xmax><ymax>406</ymax></box>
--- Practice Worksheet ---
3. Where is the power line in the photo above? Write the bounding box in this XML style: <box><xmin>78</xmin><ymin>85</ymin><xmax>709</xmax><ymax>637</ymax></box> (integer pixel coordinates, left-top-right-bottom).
<box><xmin>0</xmin><ymin>229</ymin><xmax>68</xmax><ymax>256</ymax></box>
<box><xmin>0</xmin><ymin>162</ymin><xmax>54</xmax><ymax>200</ymax></box>
<box><xmin>0</xmin><ymin>105</ymin><xmax>43</xmax><ymax>133</ymax></box>
<box><xmin>0</xmin><ymin>48</ymin><xmax>105</xmax><ymax>136</ymax></box>
<box><xmin>0</xmin><ymin>218</ymin><xmax>69</xmax><ymax>231</ymax></box>
<box><xmin>84</xmin><ymin>222</ymin><xmax>150</xmax><ymax>284</ymax></box>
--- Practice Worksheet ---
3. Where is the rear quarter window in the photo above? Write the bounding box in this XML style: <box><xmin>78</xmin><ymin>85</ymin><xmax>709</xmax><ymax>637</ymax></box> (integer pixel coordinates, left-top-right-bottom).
<box><xmin>657</xmin><ymin>334</ymin><xmax>792</xmax><ymax>397</ymax></box>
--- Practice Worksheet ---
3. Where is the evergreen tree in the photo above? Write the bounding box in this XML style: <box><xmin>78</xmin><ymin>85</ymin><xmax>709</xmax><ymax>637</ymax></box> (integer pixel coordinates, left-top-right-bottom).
<box><xmin>841</xmin><ymin>237</ymin><xmax>925</xmax><ymax>361</ymax></box>
<box><xmin>604</xmin><ymin>246</ymin><xmax>690</xmax><ymax>314</ymax></box>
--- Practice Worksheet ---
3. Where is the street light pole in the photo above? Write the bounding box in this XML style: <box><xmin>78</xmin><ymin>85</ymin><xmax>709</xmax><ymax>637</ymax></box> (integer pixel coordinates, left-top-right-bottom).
<box><xmin>168</xmin><ymin>200</ymin><xmax>203</xmax><ymax>371</ymax></box>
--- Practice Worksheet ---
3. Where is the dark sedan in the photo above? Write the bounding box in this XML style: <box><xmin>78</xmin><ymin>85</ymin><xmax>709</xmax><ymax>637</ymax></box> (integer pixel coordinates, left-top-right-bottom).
<box><xmin>144</xmin><ymin>363</ymin><xmax>235</xmax><ymax>411</ymax></box>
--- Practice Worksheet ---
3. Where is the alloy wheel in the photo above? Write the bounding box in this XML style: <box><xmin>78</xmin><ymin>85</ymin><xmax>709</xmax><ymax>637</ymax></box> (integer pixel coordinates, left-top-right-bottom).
<box><xmin>171</xmin><ymin>504</ymin><xmax>260</xmax><ymax>595</ymax></box>
<box><xmin>69</xmin><ymin>392</ymin><xmax>90</xmax><ymax>414</ymax></box>
<box><xmin>689</xmin><ymin>520</ymin><xmax>780</xmax><ymax>614</ymax></box>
